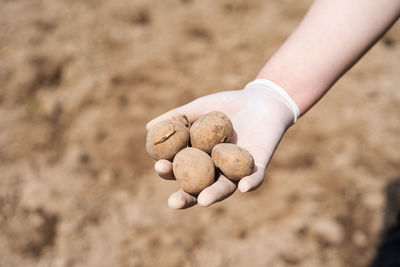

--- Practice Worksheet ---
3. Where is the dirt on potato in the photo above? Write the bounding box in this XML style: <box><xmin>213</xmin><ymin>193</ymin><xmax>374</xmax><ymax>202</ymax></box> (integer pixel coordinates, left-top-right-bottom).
<box><xmin>0</xmin><ymin>1</ymin><xmax>399</xmax><ymax>267</ymax></box>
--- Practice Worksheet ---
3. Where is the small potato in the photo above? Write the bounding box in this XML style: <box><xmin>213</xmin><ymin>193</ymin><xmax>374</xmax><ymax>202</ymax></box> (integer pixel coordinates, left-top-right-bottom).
<box><xmin>212</xmin><ymin>143</ymin><xmax>254</xmax><ymax>180</ymax></box>
<box><xmin>146</xmin><ymin>120</ymin><xmax>189</xmax><ymax>160</ymax></box>
<box><xmin>173</xmin><ymin>147</ymin><xmax>215</xmax><ymax>194</ymax></box>
<box><xmin>190</xmin><ymin>111</ymin><xmax>233</xmax><ymax>154</ymax></box>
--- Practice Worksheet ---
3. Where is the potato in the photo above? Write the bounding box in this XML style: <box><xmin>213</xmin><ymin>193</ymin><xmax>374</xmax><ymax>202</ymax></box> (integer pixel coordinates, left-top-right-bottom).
<box><xmin>211</xmin><ymin>143</ymin><xmax>254</xmax><ymax>180</ymax></box>
<box><xmin>190</xmin><ymin>111</ymin><xmax>233</xmax><ymax>154</ymax></box>
<box><xmin>146</xmin><ymin>120</ymin><xmax>189</xmax><ymax>160</ymax></box>
<box><xmin>173</xmin><ymin>147</ymin><xmax>215</xmax><ymax>194</ymax></box>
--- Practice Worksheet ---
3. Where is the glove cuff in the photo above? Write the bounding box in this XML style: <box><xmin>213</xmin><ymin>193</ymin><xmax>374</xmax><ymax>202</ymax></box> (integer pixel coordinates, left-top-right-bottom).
<box><xmin>245</xmin><ymin>79</ymin><xmax>300</xmax><ymax>123</ymax></box>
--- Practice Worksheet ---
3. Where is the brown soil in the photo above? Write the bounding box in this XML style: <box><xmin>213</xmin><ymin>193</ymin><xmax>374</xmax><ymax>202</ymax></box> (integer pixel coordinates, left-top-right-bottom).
<box><xmin>0</xmin><ymin>1</ymin><xmax>399</xmax><ymax>266</ymax></box>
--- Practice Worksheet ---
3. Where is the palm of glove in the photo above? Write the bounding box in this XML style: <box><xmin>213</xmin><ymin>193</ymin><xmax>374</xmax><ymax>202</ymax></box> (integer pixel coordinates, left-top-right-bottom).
<box><xmin>146</xmin><ymin>85</ymin><xmax>294</xmax><ymax>209</ymax></box>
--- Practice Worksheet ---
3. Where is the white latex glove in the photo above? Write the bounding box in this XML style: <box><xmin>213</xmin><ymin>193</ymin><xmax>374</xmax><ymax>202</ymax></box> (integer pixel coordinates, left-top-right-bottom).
<box><xmin>146</xmin><ymin>79</ymin><xmax>300</xmax><ymax>209</ymax></box>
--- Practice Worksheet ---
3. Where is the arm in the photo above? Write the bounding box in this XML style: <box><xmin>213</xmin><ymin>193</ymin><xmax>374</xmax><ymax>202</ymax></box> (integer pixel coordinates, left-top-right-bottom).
<box><xmin>258</xmin><ymin>0</ymin><xmax>400</xmax><ymax>114</ymax></box>
<box><xmin>147</xmin><ymin>0</ymin><xmax>400</xmax><ymax>209</ymax></box>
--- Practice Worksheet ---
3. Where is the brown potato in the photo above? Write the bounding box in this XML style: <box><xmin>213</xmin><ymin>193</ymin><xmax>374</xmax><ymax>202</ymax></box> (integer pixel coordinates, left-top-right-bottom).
<box><xmin>212</xmin><ymin>143</ymin><xmax>254</xmax><ymax>180</ymax></box>
<box><xmin>146</xmin><ymin>120</ymin><xmax>189</xmax><ymax>160</ymax></box>
<box><xmin>173</xmin><ymin>147</ymin><xmax>215</xmax><ymax>194</ymax></box>
<box><xmin>190</xmin><ymin>111</ymin><xmax>233</xmax><ymax>154</ymax></box>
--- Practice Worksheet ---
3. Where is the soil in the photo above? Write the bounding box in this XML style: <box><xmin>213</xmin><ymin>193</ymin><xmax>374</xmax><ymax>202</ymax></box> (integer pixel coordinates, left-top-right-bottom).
<box><xmin>0</xmin><ymin>0</ymin><xmax>399</xmax><ymax>267</ymax></box>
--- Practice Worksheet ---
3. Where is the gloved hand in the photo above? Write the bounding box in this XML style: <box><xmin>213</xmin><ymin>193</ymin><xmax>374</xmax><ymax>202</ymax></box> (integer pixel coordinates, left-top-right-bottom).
<box><xmin>146</xmin><ymin>79</ymin><xmax>300</xmax><ymax>209</ymax></box>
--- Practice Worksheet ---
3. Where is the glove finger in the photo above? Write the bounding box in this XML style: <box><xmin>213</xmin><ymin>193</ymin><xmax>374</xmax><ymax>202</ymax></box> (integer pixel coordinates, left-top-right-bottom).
<box><xmin>197</xmin><ymin>175</ymin><xmax>237</xmax><ymax>207</ymax></box>
<box><xmin>154</xmin><ymin>159</ymin><xmax>175</xmax><ymax>180</ymax></box>
<box><xmin>238</xmin><ymin>164</ymin><xmax>266</xmax><ymax>192</ymax></box>
<box><xmin>168</xmin><ymin>189</ymin><xmax>197</xmax><ymax>209</ymax></box>
<box><xmin>235</xmin><ymin>124</ymin><xmax>286</xmax><ymax>193</ymax></box>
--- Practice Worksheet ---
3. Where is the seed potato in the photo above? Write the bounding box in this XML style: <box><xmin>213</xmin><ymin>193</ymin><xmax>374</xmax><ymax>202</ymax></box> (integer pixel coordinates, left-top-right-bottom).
<box><xmin>212</xmin><ymin>143</ymin><xmax>254</xmax><ymax>180</ymax></box>
<box><xmin>173</xmin><ymin>147</ymin><xmax>215</xmax><ymax>194</ymax></box>
<box><xmin>146</xmin><ymin>120</ymin><xmax>189</xmax><ymax>160</ymax></box>
<box><xmin>190</xmin><ymin>111</ymin><xmax>233</xmax><ymax>154</ymax></box>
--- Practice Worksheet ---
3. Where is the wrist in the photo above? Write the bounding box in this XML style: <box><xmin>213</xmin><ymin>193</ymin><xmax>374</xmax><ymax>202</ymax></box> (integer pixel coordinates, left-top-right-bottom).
<box><xmin>243</xmin><ymin>79</ymin><xmax>301</xmax><ymax>124</ymax></box>
<box><xmin>256</xmin><ymin>65</ymin><xmax>324</xmax><ymax>115</ymax></box>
